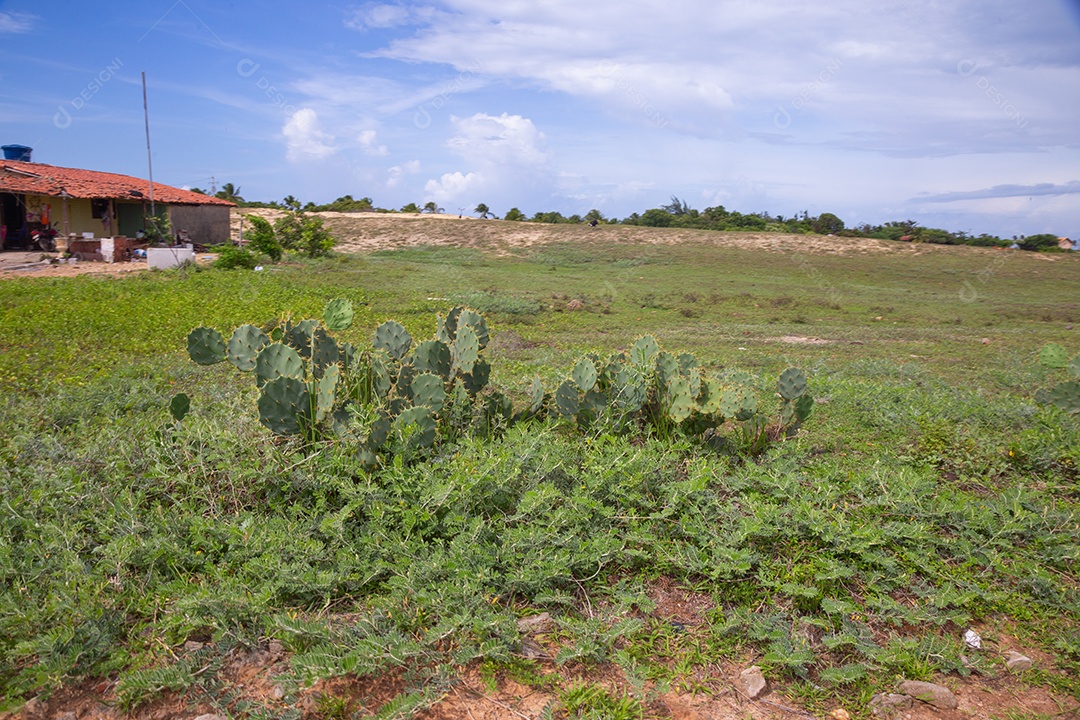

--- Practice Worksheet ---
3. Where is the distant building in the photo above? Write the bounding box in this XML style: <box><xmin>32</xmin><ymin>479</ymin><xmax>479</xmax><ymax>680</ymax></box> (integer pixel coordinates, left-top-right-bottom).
<box><xmin>0</xmin><ymin>150</ymin><xmax>233</xmax><ymax>249</ymax></box>
<box><xmin>1058</xmin><ymin>237</ymin><xmax>1078</xmax><ymax>251</ymax></box>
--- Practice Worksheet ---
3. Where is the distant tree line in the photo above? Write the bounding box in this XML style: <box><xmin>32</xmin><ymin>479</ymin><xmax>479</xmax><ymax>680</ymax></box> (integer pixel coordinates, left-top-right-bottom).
<box><xmin>204</xmin><ymin>184</ymin><xmax>1072</xmax><ymax>252</ymax></box>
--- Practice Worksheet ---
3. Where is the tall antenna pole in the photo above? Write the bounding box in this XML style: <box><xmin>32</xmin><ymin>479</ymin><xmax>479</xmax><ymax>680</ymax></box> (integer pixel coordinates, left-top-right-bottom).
<box><xmin>142</xmin><ymin>71</ymin><xmax>155</xmax><ymax>217</ymax></box>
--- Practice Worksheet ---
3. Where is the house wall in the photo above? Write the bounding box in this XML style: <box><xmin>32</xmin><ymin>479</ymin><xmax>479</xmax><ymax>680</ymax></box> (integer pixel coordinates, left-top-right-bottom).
<box><xmin>24</xmin><ymin>194</ymin><xmax>99</xmax><ymax>236</ymax></box>
<box><xmin>19</xmin><ymin>195</ymin><xmax>228</xmax><ymax>244</ymax></box>
<box><xmin>168</xmin><ymin>204</ymin><xmax>229</xmax><ymax>245</ymax></box>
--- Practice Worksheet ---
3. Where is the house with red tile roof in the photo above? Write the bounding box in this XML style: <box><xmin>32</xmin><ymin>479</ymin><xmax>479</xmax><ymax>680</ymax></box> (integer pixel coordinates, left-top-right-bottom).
<box><xmin>0</xmin><ymin>154</ymin><xmax>233</xmax><ymax>250</ymax></box>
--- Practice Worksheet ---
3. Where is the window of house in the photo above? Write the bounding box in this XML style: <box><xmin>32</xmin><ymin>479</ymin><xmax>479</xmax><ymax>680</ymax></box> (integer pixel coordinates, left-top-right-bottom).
<box><xmin>91</xmin><ymin>199</ymin><xmax>110</xmax><ymax>219</ymax></box>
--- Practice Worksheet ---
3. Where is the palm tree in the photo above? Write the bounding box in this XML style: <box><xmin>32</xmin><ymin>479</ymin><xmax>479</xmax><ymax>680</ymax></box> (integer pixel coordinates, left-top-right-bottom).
<box><xmin>474</xmin><ymin>203</ymin><xmax>491</xmax><ymax>219</ymax></box>
<box><xmin>215</xmin><ymin>183</ymin><xmax>244</xmax><ymax>203</ymax></box>
<box><xmin>422</xmin><ymin>201</ymin><xmax>439</xmax><ymax>214</ymax></box>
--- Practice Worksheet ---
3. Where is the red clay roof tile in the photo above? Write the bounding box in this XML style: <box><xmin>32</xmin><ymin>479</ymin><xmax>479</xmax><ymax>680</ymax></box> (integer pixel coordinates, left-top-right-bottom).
<box><xmin>0</xmin><ymin>160</ymin><xmax>234</xmax><ymax>206</ymax></box>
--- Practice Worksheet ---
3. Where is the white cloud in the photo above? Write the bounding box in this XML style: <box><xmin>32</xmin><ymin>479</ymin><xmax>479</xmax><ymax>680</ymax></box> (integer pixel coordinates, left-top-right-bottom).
<box><xmin>345</xmin><ymin>3</ymin><xmax>437</xmax><ymax>30</ymax></box>
<box><xmin>365</xmin><ymin>0</ymin><xmax>1080</xmax><ymax>152</ymax></box>
<box><xmin>388</xmin><ymin>159</ymin><xmax>421</xmax><ymax>187</ymax></box>
<box><xmin>423</xmin><ymin>112</ymin><xmax>551</xmax><ymax>207</ymax></box>
<box><xmin>357</xmin><ymin>129</ymin><xmax>389</xmax><ymax>156</ymax></box>
<box><xmin>282</xmin><ymin>108</ymin><xmax>336</xmax><ymax>162</ymax></box>
<box><xmin>0</xmin><ymin>12</ymin><xmax>34</xmax><ymax>33</ymax></box>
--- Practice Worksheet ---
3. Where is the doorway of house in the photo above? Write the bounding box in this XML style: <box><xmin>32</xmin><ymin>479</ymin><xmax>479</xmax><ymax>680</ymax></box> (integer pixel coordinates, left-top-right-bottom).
<box><xmin>1</xmin><ymin>192</ymin><xmax>26</xmax><ymax>250</ymax></box>
<box><xmin>116</xmin><ymin>203</ymin><xmax>144</xmax><ymax>238</ymax></box>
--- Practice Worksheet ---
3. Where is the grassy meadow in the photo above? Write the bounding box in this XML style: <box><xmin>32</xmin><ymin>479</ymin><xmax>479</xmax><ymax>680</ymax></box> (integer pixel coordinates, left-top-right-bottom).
<box><xmin>0</xmin><ymin>231</ymin><xmax>1078</xmax><ymax>718</ymax></box>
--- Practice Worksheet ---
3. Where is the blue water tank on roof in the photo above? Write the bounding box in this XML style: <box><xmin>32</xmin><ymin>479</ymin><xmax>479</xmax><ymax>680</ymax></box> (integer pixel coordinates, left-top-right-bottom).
<box><xmin>2</xmin><ymin>145</ymin><xmax>33</xmax><ymax>161</ymax></box>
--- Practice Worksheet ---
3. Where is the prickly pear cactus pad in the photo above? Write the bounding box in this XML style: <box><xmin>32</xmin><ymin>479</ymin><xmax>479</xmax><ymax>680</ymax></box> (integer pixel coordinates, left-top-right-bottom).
<box><xmin>572</xmin><ymin>358</ymin><xmax>598</xmax><ymax>393</ymax></box>
<box><xmin>630</xmin><ymin>335</ymin><xmax>660</xmax><ymax>366</ymax></box>
<box><xmin>1048</xmin><ymin>380</ymin><xmax>1080</xmax><ymax>414</ymax></box>
<box><xmin>254</xmin><ymin>343</ymin><xmax>305</xmax><ymax>388</ymax></box>
<box><xmin>456</xmin><ymin>308</ymin><xmax>489</xmax><ymax>349</ymax></box>
<box><xmin>413</xmin><ymin>339</ymin><xmax>452</xmax><ymax>379</ymax></box>
<box><xmin>187</xmin><ymin>327</ymin><xmax>227</xmax><ymax>365</ymax></box>
<box><xmin>555</xmin><ymin>380</ymin><xmax>580</xmax><ymax>417</ymax></box>
<box><xmin>322</xmin><ymin>298</ymin><xmax>354</xmax><ymax>331</ymax></box>
<box><xmin>1040</xmin><ymin>343</ymin><xmax>1069</xmax><ymax>369</ymax></box>
<box><xmin>258</xmin><ymin>376</ymin><xmax>310</xmax><ymax>435</ymax></box>
<box><xmin>373</xmin><ymin>320</ymin><xmax>412</xmax><ymax>360</ymax></box>
<box><xmin>451</xmin><ymin>325</ymin><xmax>480</xmax><ymax>375</ymax></box>
<box><xmin>226</xmin><ymin>324</ymin><xmax>269</xmax><ymax>371</ymax></box>
<box><xmin>411</xmin><ymin>372</ymin><xmax>447</xmax><ymax>412</ymax></box>
<box><xmin>777</xmin><ymin>368</ymin><xmax>809</xmax><ymax>401</ymax></box>
<box><xmin>169</xmin><ymin>393</ymin><xmax>190</xmax><ymax>422</ymax></box>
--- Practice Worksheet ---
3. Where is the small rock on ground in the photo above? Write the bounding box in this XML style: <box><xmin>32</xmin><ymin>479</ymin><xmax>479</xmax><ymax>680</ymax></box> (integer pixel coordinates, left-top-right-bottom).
<box><xmin>737</xmin><ymin>665</ymin><xmax>768</xmax><ymax>699</ymax></box>
<box><xmin>898</xmin><ymin>680</ymin><xmax>958</xmax><ymax>710</ymax></box>
<box><xmin>870</xmin><ymin>693</ymin><xmax>913</xmax><ymax>717</ymax></box>
<box><xmin>1005</xmin><ymin>650</ymin><xmax>1033</xmax><ymax>671</ymax></box>
<box><xmin>517</xmin><ymin>611</ymin><xmax>554</xmax><ymax>635</ymax></box>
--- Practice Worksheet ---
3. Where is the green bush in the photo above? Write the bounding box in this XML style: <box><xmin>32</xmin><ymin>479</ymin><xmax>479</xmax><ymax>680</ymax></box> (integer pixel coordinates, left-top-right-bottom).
<box><xmin>274</xmin><ymin>209</ymin><xmax>335</xmax><ymax>258</ymax></box>
<box><xmin>213</xmin><ymin>244</ymin><xmax>258</xmax><ymax>270</ymax></box>
<box><xmin>245</xmin><ymin>215</ymin><xmax>281</xmax><ymax>261</ymax></box>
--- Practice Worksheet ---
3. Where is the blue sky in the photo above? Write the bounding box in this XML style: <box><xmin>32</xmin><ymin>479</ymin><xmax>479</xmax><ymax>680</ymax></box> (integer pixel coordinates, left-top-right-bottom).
<box><xmin>2</xmin><ymin>1</ymin><xmax>1079</xmax><ymax>238</ymax></box>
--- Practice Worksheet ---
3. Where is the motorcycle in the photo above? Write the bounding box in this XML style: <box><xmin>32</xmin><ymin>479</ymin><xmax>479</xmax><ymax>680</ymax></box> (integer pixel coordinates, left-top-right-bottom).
<box><xmin>31</xmin><ymin>225</ymin><xmax>58</xmax><ymax>252</ymax></box>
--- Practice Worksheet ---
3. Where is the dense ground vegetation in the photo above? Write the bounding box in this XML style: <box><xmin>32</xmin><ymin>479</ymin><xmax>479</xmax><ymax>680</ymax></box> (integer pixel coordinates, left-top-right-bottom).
<box><xmin>0</xmin><ymin>239</ymin><xmax>1077</xmax><ymax>717</ymax></box>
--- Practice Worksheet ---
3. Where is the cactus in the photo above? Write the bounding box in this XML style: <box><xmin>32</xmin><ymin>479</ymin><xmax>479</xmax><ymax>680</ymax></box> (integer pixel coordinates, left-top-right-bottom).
<box><xmin>678</xmin><ymin>353</ymin><xmax>701</xmax><ymax>397</ymax></box>
<box><xmin>1036</xmin><ymin>344</ymin><xmax>1080</xmax><ymax>416</ymax></box>
<box><xmin>1048</xmin><ymin>381</ymin><xmax>1080</xmax><ymax>414</ymax></box>
<box><xmin>655</xmin><ymin>351</ymin><xmax>680</xmax><ymax>388</ymax></box>
<box><xmin>285</xmin><ymin>319</ymin><xmax>318</xmax><ymax>359</ymax></box>
<box><xmin>451</xmin><ymin>325</ymin><xmax>480</xmax><ymax>375</ymax></box>
<box><xmin>697</xmin><ymin>378</ymin><xmax>723</xmax><ymax>415</ymax></box>
<box><xmin>373</xmin><ymin>320</ymin><xmax>412</xmax><ymax>360</ymax></box>
<box><xmin>316</xmin><ymin>364</ymin><xmax>340</xmax><ymax>423</ymax></box>
<box><xmin>572</xmin><ymin>357</ymin><xmax>598</xmax><ymax>393</ymax></box>
<box><xmin>413</xmin><ymin>339</ymin><xmax>452</xmax><ymax>379</ymax></box>
<box><xmin>185</xmin><ymin>300</ymin><xmax>815</xmax><ymax>460</ymax></box>
<box><xmin>555</xmin><ymin>380</ymin><xmax>580</xmax><ymax>417</ymax></box>
<box><xmin>258</xmin><ymin>376</ymin><xmax>310</xmax><ymax>435</ymax></box>
<box><xmin>665</xmin><ymin>376</ymin><xmax>694</xmax><ymax>422</ymax></box>
<box><xmin>794</xmin><ymin>393</ymin><xmax>814</xmax><ymax>422</ymax></box>
<box><xmin>630</xmin><ymin>335</ymin><xmax>660</xmax><ymax>366</ymax></box>
<box><xmin>611</xmin><ymin>366</ymin><xmax>646</xmax><ymax>413</ymax></box>
<box><xmin>411</xmin><ymin>372</ymin><xmax>447</xmax><ymax>412</ymax></box>
<box><xmin>255</xmin><ymin>343</ymin><xmax>305</xmax><ymax>388</ymax></box>
<box><xmin>226</xmin><ymin>324</ymin><xmax>270</xmax><ymax>371</ymax></box>
<box><xmin>323</xmin><ymin>298</ymin><xmax>354</xmax><ymax>331</ymax></box>
<box><xmin>308</xmin><ymin>329</ymin><xmax>339</xmax><ymax>378</ymax></box>
<box><xmin>367</xmin><ymin>413</ymin><xmax>392</xmax><ymax>450</ymax></box>
<box><xmin>457</xmin><ymin>308</ymin><xmax>489</xmax><ymax>349</ymax></box>
<box><xmin>393</xmin><ymin>406</ymin><xmax>437</xmax><ymax>450</ymax></box>
<box><xmin>442</xmin><ymin>306</ymin><xmax>464</xmax><ymax>342</ymax></box>
<box><xmin>169</xmin><ymin>393</ymin><xmax>190</xmax><ymax>422</ymax></box>
<box><xmin>777</xmin><ymin>368</ymin><xmax>808</xmax><ymax>401</ymax></box>
<box><xmin>583</xmin><ymin>388</ymin><xmax>609</xmax><ymax>416</ymax></box>
<box><xmin>528</xmin><ymin>376</ymin><xmax>545</xmax><ymax>415</ymax></box>
<box><xmin>1040</xmin><ymin>343</ymin><xmax>1069</xmax><ymax>369</ymax></box>
<box><xmin>719</xmin><ymin>387</ymin><xmax>742</xmax><ymax>419</ymax></box>
<box><xmin>187</xmin><ymin>327</ymin><xmax>227</xmax><ymax>365</ymax></box>
<box><xmin>735</xmin><ymin>393</ymin><xmax>758</xmax><ymax>421</ymax></box>
<box><xmin>396</xmin><ymin>363</ymin><xmax>416</xmax><ymax>399</ymax></box>
<box><xmin>481</xmin><ymin>392</ymin><xmax>513</xmax><ymax>434</ymax></box>
<box><xmin>462</xmin><ymin>358</ymin><xmax>491</xmax><ymax>395</ymax></box>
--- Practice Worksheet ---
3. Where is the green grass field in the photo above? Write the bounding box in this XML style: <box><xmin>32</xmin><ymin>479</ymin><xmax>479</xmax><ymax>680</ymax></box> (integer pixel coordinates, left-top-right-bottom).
<box><xmin>1</xmin><ymin>235</ymin><xmax>1078</xmax><ymax>718</ymax></box>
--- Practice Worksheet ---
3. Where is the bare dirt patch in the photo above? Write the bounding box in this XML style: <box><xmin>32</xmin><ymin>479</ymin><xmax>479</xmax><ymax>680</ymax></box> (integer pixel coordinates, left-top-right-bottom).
<box><xmin>0</xmin><ymin>250</ymin><xmax>216</xmax><ymax>279</ymax></box>
<box><xmin>235</xmin><ymin>209</ymin><xmax>1031</xmax><ymax>259</ymax></box>
<box><xmin>0</xmin><ymin>211</ymin><xmax>1034</xmax><ymax>282</ymax></box>
<box><xmin>771</xmin><ymin>335</ymin><xmax>835</xmax><ymax>345</ymax></box>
